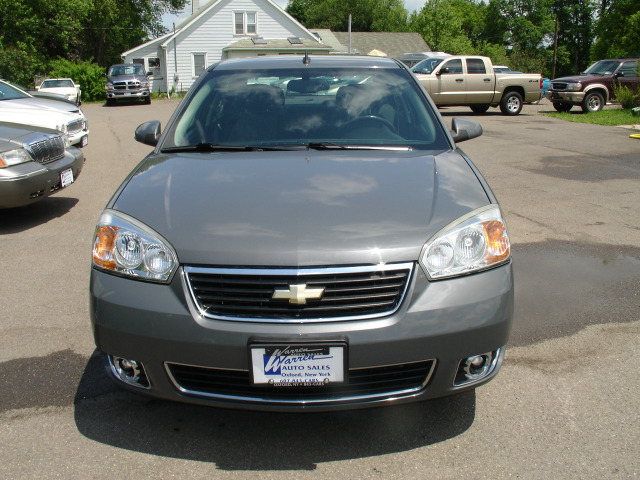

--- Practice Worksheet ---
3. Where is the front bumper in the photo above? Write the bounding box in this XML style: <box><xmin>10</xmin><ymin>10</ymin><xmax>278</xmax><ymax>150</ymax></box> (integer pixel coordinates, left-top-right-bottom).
<box><xmin>546</xmin><ymin>90</ymin><xmax>585</xmax><ymax>104</ymax></box>
<box><xmin>0</xmin><ymin>147</ymin><xmax>84</xmax><ymax>208</ymax></box>
<box><xmin>106</xmin><ymin>90</ymin><xmax>150</xmax><ymax>99</ymax></box>
<box><xmin>90</xmin><ymin>262</ymin><xmax>514</xmax><ymax>411</ymax></box>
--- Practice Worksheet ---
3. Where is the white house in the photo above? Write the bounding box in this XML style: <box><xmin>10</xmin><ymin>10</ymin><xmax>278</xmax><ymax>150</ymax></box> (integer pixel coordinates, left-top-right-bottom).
<box><xmin>121</xmin><ymin>0</ymin><xmax>331</xmax><ymax>94</ymax></box>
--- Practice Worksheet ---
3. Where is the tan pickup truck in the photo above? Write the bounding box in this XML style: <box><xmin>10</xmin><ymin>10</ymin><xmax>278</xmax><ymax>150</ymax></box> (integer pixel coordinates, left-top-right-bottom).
<box><xmin>412</xmin><ymin>55</ymin><xmax>542</xmax><ymax>115</ymax></box>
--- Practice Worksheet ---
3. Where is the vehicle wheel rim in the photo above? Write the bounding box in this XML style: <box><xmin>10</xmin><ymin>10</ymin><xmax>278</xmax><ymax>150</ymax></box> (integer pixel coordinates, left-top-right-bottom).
<box><xmin>588</xmin><ymin>95</ymin><xmax>601</xmax><ymax>111</ymax></box>
<box><xmin>508</xmin><ymin>96</ymin><xmax>520</xmax><ymax>113</ymax></box>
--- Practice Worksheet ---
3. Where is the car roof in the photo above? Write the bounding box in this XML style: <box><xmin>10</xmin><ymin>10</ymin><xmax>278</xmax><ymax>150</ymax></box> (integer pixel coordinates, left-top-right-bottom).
<box><xmin>211</xmin><ymin>55</ymin><xmax>404</xmax><ymax>72</ymax></box>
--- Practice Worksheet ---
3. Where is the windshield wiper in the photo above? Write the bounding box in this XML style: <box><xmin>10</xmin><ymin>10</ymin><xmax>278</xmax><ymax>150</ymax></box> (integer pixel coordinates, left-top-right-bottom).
<box><xmin>161</xmin><ymin>143</ymin><xmax>301</xmax><ymax>153</ymax></box>
<box><xmin>307</xmin><ymin>143</ymin><xmax>412</xmax><ymax>151</ymax></box>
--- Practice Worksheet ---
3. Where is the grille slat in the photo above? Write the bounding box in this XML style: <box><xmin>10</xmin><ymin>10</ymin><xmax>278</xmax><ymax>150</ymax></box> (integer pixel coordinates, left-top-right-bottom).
<box><xmin>166</xmin><ymin>360</ymin><xmax>435</xmax><ymax>403</ymax></box>
<box><xmin>185</xmin><ymin>264</ymin><xmax>413</xmax><ymax>322</ymax></box>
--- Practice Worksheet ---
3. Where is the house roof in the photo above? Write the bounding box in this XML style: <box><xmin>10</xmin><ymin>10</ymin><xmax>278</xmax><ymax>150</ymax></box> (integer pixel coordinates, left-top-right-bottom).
<box><xmin>224</xmin><ymin>37</ymin><xmax>331</xmax><ymax>52</ymax></box>
<box><xmin>330</xmin><ymin>32</ymin><xmax>430</xmax><ymax>59</ymax></box>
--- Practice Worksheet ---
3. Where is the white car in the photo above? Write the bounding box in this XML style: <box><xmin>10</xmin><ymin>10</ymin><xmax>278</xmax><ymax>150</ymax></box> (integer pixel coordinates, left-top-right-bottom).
<box><xmin>36</xmin><ymin>78</ymin><xmax>82</xmax><ymax>105</ymax></box>
<box><xmin>0</xmin><ymin>80</ymin><xmax>89</xmax><ymax>147</ymax></box>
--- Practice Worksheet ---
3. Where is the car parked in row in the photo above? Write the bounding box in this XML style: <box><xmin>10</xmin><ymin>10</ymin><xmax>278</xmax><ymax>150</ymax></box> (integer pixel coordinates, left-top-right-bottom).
<box><xmin>36</xmin><ymin>78</ymin><xmax>82</xmax><ymax>106</ymax></box>
<box><xmin>0</xmin><ymin>80</ymin><xmax>89</xmax><ymax>147</ymax></box>
<box><xmin>547</xmin><ymin>58</ymin><xmax>640</xmax><ymax>112</ymax></box>
<box><xmin>0</xmin><ymin>121</ymin><xmax>84</xmax><ymax>208</ymax></box>
<box><xmin>90</xmin><ymin>55</ymin><xmax>514</xmax><ymax>412</ymax></box>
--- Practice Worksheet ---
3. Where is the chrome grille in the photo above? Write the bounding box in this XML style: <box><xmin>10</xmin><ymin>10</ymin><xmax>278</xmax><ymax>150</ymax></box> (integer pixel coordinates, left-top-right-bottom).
<box><xmin>67</xmin><ymin>118</ymin><xmax>84</xmax><ymax>135</ymax></box>
<box><xmin>550</xmin><ymin>82</ymin><xmax>568</xmax><ymax>91</ymax></box>
<box><xmin>165</xmin><ymin>359</ymin><xmax>435</xmax><ymax>404</ymax></box>
<box><xmin>24</xmin><ymin>134</ymin><xmax>65</xmax><ymax>164</ymax></box>
<box><xmin>184</xmin><ymin>263</ymin><xmax>413</xmax><ymax>322</ymax></box>
<box><xmin>113</xmin><ymin>80</ymin><xmax>140</xmax><ymax>91</ymax></box>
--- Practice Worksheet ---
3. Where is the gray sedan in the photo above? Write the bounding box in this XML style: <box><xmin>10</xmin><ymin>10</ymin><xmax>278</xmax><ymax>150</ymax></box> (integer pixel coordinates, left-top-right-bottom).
<box><xmin>90</xmin><ymin>55</ymin><xmax>513</xmax><ymax>411</ymax></box>
<box><xmin>0</xmin><ymin>122</ymin><xmax>84</xmax><ymax>208</ymax></box>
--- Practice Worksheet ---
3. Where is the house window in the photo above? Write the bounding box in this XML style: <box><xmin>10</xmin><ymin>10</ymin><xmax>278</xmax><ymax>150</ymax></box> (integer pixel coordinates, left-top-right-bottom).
<box><xmin>193</xmin><ymin>53</ymin><xmax>206</xmax><ymax>77</ymax></box>
<box><xmin>234</xmin><ymin>11</ymin><xmax>257</xmax><ymax>35</ymax></box>
<box><xmin>149</xmin><ymin>58</ymin><xmax>160</xmax><ymax>69</ymax></box>
<box><xmin>133</xmin><ymin>58</ymin><xmax>145</xmax><ymax>67</ymax></box>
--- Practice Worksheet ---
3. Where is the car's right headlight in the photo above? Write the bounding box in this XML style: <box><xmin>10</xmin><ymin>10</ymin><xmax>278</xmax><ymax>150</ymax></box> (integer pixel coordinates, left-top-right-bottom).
<box><xmin>420</xmin><ymin>205</ymin><xmax>511</xmax><ymax>280</ymax></box>
<box><xmin>0</xmin><ymin>148</ymin><xmax>33</xmax><ymax>168</ymax></box>
<box><xmin>92</xmin><ymin>210</ymin><xmax>178</xmax><ymax>283</ymax></box>
<box><xmin>105</xmin><ymin>82</ymin><xmax>113</xmax><ymax>90</ymax></box>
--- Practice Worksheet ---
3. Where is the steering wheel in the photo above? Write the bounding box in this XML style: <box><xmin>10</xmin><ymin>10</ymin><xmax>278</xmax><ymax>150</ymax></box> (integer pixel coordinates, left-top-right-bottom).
<box><xmin>343</xmin><ymin>115</ymin><xmax>397</xmax><ymax>135</ymax></box>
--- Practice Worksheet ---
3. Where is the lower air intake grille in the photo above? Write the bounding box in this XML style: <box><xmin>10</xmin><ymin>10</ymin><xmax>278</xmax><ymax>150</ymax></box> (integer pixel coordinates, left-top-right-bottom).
<box><xmin>166</xmin><ymin>360</ymin><xmax>435</xmax><ymax>404</ymax></box>
<box><xmin>184</xmin><ymin>263</ymin><xmax>413</xmax><ymax>322</ymax></box>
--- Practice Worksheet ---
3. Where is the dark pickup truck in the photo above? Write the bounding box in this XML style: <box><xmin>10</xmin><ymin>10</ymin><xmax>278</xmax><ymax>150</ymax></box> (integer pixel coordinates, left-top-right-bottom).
<box><xmin>546</xmin><ymin>58</ymin><xmax>639</xmax><ymax>112</ymax></box>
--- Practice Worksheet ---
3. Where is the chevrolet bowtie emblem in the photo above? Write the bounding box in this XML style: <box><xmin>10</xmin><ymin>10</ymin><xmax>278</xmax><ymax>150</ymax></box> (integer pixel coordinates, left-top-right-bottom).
<box><xmin>272</xmin><ymin>284</ymin><xmax>325</xmax><ymax>304</ymax></box>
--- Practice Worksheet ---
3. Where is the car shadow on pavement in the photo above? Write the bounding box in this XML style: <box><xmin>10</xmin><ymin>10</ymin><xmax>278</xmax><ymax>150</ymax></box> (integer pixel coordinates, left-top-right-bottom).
<box><xmin>74</xmin><ymin>351</ymin><xmax>476</xmax><ymax>470</ymax></box>
<box><xmin>0</xmin><ymin>197</ymin><xmax>78</xmax><ymax>234</ymax></box>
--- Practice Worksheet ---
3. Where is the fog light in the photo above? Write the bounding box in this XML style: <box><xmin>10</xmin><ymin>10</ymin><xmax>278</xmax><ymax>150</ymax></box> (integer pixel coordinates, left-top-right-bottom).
<box><xmin>453</xmin><ymin>348</ymin><xmax>504</xmax><ymax>387</ymax></box>
<box><xmin>464</xmin><ymin>354</ymin><xmax>492</xmax><ymax>379</ymax></box>
<box><xmin>109</xmin><ymin>356</ymin><xmax>150</xmax><ymax>388</ymax></box>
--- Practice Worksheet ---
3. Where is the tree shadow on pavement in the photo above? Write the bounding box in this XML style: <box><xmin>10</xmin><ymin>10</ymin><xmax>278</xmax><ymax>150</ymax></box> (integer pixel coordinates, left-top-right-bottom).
<box><xmin>73</xmin><ymin>352</ymin><xmax>476</xmax><ymax>471</ymax></box>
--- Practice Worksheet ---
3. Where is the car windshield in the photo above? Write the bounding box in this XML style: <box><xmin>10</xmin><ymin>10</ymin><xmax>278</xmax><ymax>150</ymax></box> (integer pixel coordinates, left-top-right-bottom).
<box><xmin>41</xmin><ymin>79</ymin><xmax>74</xmax><ymax>88</ymax></box>
<box><xmin>109</xmin><ymin>65</ymin><xmax>144</xmax><ymax>76</ymax></box>
<box><xmin>411</xmin><ymin>58</ymin><xmax>445</xmax><ymax>74</ymax></box>
<box><xmin>583</xmin><ymin>60</ymin><xmax>621</xmax><ymax>76</ymax></box>
<box><xmin>164</xmin><ymin>65</ymin><xmax>449</xmax><ymax>151</ymax></box>
<box><xmin>0</xmin><ymin>81</ymin><xmax>30</xmax><ymax>100</ymax></box>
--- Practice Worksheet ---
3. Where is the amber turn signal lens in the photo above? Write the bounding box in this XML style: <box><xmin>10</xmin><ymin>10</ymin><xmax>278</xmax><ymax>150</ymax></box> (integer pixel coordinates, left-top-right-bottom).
<box><xmin>93</xmin><ymin>225</ymin><xmax>118</xmax><ymax>269</ymax></box>
<box><xmin>484</xmin><ymin>220</ymin><xmax>510</xmax><ymax>261</ymax></box>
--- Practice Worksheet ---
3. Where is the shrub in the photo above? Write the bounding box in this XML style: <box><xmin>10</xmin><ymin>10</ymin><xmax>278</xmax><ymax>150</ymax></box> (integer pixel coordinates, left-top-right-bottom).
<box><xmin>46</xmin><ymin>59</ymin><xmax>106</xmax><ymax>102</ymax></box>
<box><xmin>613</xmin><ymin>84</ymin><xmax>640</xmax><ymax>109</ymax></box>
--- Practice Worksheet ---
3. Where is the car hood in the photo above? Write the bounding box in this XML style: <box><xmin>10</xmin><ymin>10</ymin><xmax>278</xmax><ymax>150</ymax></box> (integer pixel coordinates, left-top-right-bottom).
<box><xmin>551</xmin><ymin>74</ymin><xmax>608</xmax><ymax>83</ymax></box>
<box><xmin>0</xmin><ymin>122</ymin><xmax>60</xmax><ymax>150</ymax></box>
<box><xmin>112</xmin><ymin>150</ymin><xmax>490</xmax><ymax>266</ymax></box>
<box><xmin>108</xmin><ymin>74</ymin><xmax>143</xmax><ymax>82</ymax></box>
<box><xmin>0</xmin><ymin>97</ymin><xmax>80</xmax><ymax>114</ymax></box>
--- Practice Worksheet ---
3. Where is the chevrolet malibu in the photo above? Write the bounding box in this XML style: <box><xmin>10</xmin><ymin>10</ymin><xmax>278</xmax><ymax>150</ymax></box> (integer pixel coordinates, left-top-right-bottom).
<box><xmin>90</xmin><ymin>55</ymin><xmax>514</xmax><ymax>411</ymax></box>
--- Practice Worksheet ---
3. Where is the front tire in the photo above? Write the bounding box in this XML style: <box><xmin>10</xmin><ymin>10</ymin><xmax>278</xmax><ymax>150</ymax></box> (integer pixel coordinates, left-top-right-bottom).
<box><xmin>470</xmin><ymin>105</ymin><xmax>490</xmax><ymax>114</ymax></box>
<box><xmin>581</xmin><ymin>91</ymin><xmax>604</xmax><ymax>113</ymax></box>
<box><xmin>144</xmin><ymin>96</ymin><xmax>151</xmax><ymax>105</ymax></box>
<box><xmin>553</xmin><ymin>102</ymin><xmax>573</xmax><ymax>113</ymax></box>
<box><xmin>500</xmin><ymin>91</ymin><xmax>523</xmax><ymax>115</ymax></box>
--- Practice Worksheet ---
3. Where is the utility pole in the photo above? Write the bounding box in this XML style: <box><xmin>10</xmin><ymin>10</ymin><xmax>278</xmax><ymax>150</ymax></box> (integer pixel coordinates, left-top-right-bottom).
<box><xmin>552</xmin><ymin>15</ymin><xmax>558</xmax><ymax>79</ymax></box>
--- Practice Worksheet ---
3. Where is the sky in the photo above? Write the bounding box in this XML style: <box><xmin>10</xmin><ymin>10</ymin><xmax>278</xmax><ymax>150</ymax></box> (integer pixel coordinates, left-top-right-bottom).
<box><xmin>162</xmin><ymin>0</ymin><xmax>426</xmax><ymax>30</ymax></box>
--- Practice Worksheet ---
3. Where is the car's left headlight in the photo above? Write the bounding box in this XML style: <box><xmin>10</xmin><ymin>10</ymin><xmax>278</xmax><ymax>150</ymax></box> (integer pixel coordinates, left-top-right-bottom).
<box><xmin>420</xmin><ymin>205</ymin><xmax>511</xmax><ymax>280</ymax></box>
<box><xmin>566</xmin><ymin>83</ymin><xmax>582</xmax><ymax>91</ymax></box>
<box><xmin>0</xmin><ymin>148</ymin><xmax>33</xmax><ymax>168</ymax></box>
<box><xmin>92</xmin><ymin>210</ymin><xmax>178</xmax><ymax>283</ymax></box>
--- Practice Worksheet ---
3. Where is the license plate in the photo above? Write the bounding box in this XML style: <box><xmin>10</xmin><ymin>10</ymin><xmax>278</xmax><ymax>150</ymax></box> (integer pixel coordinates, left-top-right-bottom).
<box><xmin>81</xmin><ymin>135</ymin><xmax>88</xmax><ymax>147</ymax></box>
<box><xmin>123</xmin><ymin>92</ymin><xmax>131</xmax><ymax>96</ymax></box>
<box><xmin>250</xmin><ymin>343</ymin><xmax>346</xmax><ymax>386</ymax></box>
<box><xmin>60</xmin><ymin>168</ymin><xmax>74</xmax><ymax>188</ymax></box>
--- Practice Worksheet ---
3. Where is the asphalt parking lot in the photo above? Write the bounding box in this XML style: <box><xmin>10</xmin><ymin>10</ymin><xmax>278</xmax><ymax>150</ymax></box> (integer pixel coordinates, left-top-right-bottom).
<box><xmin>0</xmin><ymin>98</ymin><xmax>638</xmax><ymax>479</ymax></box>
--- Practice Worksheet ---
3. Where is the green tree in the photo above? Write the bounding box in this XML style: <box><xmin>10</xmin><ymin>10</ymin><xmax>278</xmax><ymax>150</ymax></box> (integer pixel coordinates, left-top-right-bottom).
<box><xmin>286</xmin><ymin>0</ymin><xmax>409</xmax><ymax>32</ymax></box>
<box><xmin>592</xmin><ymin>0</ymin><xmax>640</xmax><ymax>59</ymax></box>
<box><xmin>409</xmin><ymin>0</ymin><xmax>474</xmax><ymax>54</ymax></box>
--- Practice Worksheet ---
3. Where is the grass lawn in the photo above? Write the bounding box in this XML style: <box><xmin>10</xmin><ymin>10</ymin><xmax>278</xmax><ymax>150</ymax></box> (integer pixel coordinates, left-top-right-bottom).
<box><xmin>541</xmin><ymin>107</ymin><xmax>639</xmax><ymax>126</ymax></box>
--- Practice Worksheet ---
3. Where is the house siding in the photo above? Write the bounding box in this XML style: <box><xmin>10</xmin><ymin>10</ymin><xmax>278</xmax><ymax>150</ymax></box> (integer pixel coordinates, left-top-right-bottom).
<box><xmin>125</xmin><ymin>0</ymin><xmax>318</xmax><ymax>93</ymax></box>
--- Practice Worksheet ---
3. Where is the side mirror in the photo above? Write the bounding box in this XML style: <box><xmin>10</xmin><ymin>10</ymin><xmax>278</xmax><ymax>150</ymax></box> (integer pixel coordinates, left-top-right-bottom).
<box><xmin>135</xmin><ymin>121</ymin><xmax>161</xmax><ymax>146</ymax></box>
<box><xmin>614</xmin><ymin>72</ymin><xmax>624</xmax><ymax>78</ymax></box>
<box><xmin>450</xmin><ymin>117</ymin><xmax>483</xmax><ymax>143</ymax></box>
<box><xmin>146</xmin><ymin>71</ymin><xmax>153</xmax><ymax>77</ymax></box>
